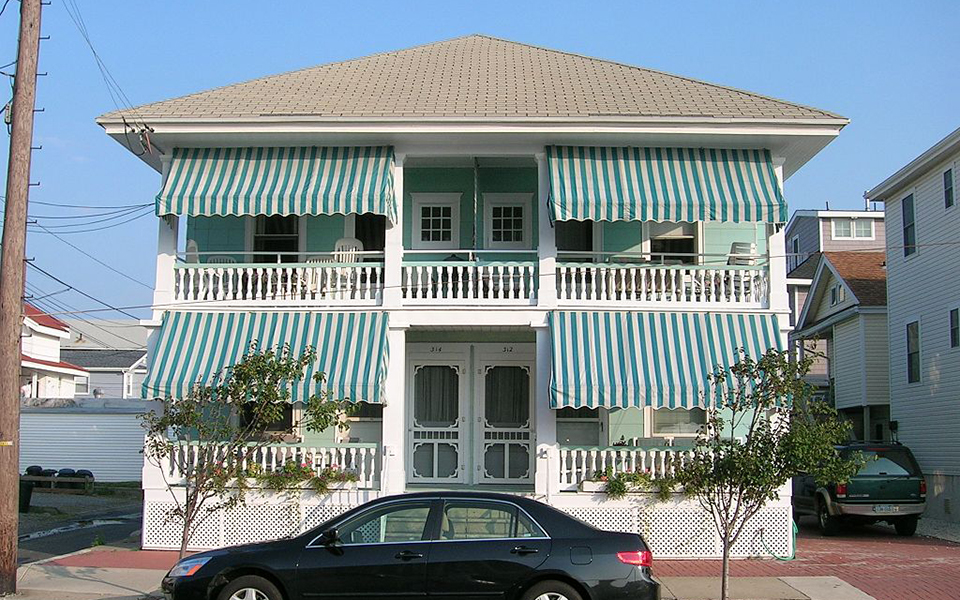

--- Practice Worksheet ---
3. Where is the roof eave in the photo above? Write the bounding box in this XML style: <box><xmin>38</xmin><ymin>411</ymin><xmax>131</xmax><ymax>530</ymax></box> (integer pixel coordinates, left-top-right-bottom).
<box><xmin>867</xmin><ymin>127</ymin><xmax>960</xmax><ymax>201</ymax></box>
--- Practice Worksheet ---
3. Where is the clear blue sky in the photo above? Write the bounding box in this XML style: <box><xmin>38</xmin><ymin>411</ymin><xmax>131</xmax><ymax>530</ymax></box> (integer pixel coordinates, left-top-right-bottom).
<box><xmin>1</xmin><ymin>1</ymin><xmax>957</xmax><ymax>317</ymax></box>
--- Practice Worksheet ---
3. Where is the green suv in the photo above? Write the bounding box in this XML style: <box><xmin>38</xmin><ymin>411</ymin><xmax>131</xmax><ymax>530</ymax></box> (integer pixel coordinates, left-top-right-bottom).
<box><xmin>792</xmin><ymin>442</ymin><xmax>926</xmax><ymax>536</ymax></box>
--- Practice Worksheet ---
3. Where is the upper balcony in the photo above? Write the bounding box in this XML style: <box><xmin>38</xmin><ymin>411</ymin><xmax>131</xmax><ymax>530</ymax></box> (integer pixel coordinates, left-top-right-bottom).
<box><xmin>156</xmin><ymin>146</ymin><xmax>784</xmax><ymax>312</ymax></box>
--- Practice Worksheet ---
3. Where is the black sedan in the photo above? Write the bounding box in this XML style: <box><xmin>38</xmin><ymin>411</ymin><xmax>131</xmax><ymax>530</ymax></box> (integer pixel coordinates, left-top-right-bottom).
<box><xmin>162</xmin><ymin>491</ymin><xmax>660</xmax><ymax>600</ymax></box>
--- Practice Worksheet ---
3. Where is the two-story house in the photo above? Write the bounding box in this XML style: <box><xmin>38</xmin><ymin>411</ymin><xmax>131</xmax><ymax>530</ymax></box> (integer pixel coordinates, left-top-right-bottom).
<box><xmin>784</xmin><ymin>209</ymin><xmax>886</xmax><ymax>409</ymax></box>
<box><xmin>98</xmin><ymin>35</ymin><xmax>847</xmax><ymax>556</ymax></box>
<box><xmin>20</xmin><ymin>304</ymin><xmax>87</xmax><ymax>401</ymax></box>
<box><xmin>791</xmin><ymin>252</ymin><xmax>889</xmax><ymax>439</ymax></box>
<box><xmin>866</xmin><ymin>126</ymin><xmax>960</xmax><ymax>523</ymax></box>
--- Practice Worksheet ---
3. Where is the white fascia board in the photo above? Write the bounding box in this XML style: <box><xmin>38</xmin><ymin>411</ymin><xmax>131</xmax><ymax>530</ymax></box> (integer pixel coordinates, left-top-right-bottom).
<box><xmin>867</xmin><ymin>126</ymin><xmax>960</xmax><ymax>201</ymax></box>
<box><xmin>786</xmin><ymin>278</ymin><xmax>813</xmax><ymax>286</ymax></box>
<box><xmin>23</xmin><ymin>317</ymin><xmax>70</xmax><ymax>340</ymax></box>
<box><xmin>795</xmin><ymin>256</ymin><xmax>829</xmax><ymax>329</ymax></box>
<box><xmin>21</xmin><ymin>360</ymin><xmax>88</xmax><ymax>377</ymax></box>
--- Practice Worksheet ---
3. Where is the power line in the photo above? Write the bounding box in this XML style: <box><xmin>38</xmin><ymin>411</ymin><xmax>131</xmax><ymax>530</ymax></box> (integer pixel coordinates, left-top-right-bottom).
<box><xmin>27</xmin><ymin>199</ymin><xmax>151</xmax><ymax>209</ymax></box>
<box><xmin>27</xmin><ymin>204</ymin><xmax>148</xmax><ymax>229</ymax></box>
<box><xmin>25</xmin><ymin>282</ymin><xmax>145</xmax><ymax>348</ymax></box>
<box><xmin>27</xmin><ymin>205</ymin><xmax>153</xmax><ymax>234</ymax></box>
<box><xmin>27</xmin><ymin>262</ymin><xmax>142</xmax><ymax>319</ymax></box>
<box><xmin>30</xmin><ymin>221</ymin><xmax>153</xmax><ymax>289</ymax></box>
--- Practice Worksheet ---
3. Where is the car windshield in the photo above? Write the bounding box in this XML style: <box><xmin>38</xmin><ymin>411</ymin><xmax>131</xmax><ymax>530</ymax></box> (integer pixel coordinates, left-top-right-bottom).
<box><xmin>844</xmin><ymin>448</ymin><xmax>920</xmax><ymax>477</ymax></box>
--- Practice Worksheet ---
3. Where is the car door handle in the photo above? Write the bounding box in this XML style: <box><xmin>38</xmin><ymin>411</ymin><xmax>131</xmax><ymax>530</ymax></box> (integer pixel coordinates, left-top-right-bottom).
<box><xmin>395</xmin><ymin>550</ymin><xmax>424</xmax><ymax>561</ymax></box>
<box><xmin>510</xmin><ymin>546</ymin><xmax>539</xmax><ymax>555</ymax></box>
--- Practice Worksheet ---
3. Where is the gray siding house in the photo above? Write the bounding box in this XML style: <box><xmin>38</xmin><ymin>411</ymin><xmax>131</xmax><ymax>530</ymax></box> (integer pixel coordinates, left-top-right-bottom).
<box><xmin>867</xmin><ymin>127</ymin><xmax>960</xmax><ymax>523</ymax></box>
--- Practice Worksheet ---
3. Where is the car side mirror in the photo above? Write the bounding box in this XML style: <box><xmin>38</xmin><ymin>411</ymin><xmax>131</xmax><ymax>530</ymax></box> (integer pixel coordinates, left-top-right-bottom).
<box><xmin>319</xmin><ymin>527</ymin><xmax>339</xmax><ymax>546</ymax></box>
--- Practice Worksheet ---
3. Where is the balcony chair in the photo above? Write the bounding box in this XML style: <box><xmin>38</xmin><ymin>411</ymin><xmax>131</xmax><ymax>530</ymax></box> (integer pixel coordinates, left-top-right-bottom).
<box><xmin>203</xmin><ymin>255</ymin><xmax>238</xmax><ymax>300</ymax></box>
<box><xmin>723</xmin><ymin>241</ymin><xmax>758</xmax><ymax>301</ymax></box>
<box><xmin>305</xmin><ymin>238</ymin><xmax>364</xmax><ymax>300</ymax></box>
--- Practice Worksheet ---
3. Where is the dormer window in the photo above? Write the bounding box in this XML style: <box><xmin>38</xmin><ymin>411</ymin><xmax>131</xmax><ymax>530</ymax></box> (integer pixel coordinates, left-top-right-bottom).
<box><xmin>830</xmin><ymin>284</ymin><xmax>846</xmax><ymax>306</ymax></box>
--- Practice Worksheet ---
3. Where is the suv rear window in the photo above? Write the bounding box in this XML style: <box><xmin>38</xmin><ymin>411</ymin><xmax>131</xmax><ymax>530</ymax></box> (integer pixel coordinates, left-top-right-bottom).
<box><xmin>843</xmin><ymin>447</ymin><xmax>921</xmax><ymax>477</ymax></box>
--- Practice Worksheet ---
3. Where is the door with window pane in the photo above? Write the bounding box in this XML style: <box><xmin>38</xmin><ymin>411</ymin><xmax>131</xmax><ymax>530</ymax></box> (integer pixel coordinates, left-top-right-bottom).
<box><xmin>478</xmin><ymin>362</ymin><xmax>534</xmax><ymax>483</ymax></box>
<box><xmin>409</xmin><ymin>363</ymin><xmax>465</xmax><ymax>483</ymax></box>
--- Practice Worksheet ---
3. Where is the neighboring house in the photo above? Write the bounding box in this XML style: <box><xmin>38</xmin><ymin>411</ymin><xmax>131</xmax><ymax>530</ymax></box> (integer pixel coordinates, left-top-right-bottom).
<box><xmin>784</xmin><ymin>209</ymin><xmax>886</xmax><ymax>401</ymax></box>
<box><xmin>866</xmin><ymin>126</ymin><xmax>960</xmax><ymax>523</ymax></box>
<box><xmin>20</xmin><ymin>315</ymin><xmax>153</xmax><ymax>481</ymax></box>
<box><xmin>790</xmin><ymin>252</ymin><xmax>889</xmax><ymax>440</ymax></box>
<box><xmin>98</xmin><ymin>35</ymin><xmax>847</xmax><ymax>555</ymax></box>
<box><xmin>61</xmin><ymin>320</ymin><xmax>149</xmax><ymax>400</ymax></box>
<box><xmin>20</xmin><ymin>304</ymin><xmax>87</xmax><ymax>400</ymax></box>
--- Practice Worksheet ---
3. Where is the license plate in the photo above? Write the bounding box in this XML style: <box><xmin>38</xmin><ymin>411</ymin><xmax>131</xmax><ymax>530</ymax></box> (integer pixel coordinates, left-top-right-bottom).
<box><xmin>873</xmin><ymin>504</ymin><xmax>901</xmax><ymax>513</ymax></box>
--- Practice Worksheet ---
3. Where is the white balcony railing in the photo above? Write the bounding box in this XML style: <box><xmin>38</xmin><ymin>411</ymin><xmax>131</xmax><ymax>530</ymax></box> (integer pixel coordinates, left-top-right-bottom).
<box><xmin>173</xmin><ymin>252</ymin><xmax>384</xmax><ymax>306</ymax></box>
<box><xmin>401</xmin><ymin>251</ymin><xmax>538</xmax><ymax>305</ymax></box>
<box><xmin>558</xmin><ymin>445</ymin><xmax>691</xmax><ymax>491</ymax></box>
<box><xmin>557</xmin><ymin>252</ymin><xmax>768</xmax><ymax>307</ymax></box>
<box><xmin>165</xmin><ymin>442</ymin><xmax>381</xmax><ymax>490</ymax></box>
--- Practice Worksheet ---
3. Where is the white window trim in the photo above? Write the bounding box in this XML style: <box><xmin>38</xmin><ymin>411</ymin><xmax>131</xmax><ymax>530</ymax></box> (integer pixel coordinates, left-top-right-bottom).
<box><xmin>483</xmin><ymin>193</ymin><xmax>533</xmax><ymax>250</ymax></box>
<box><xmin>905</xmin><ymin>318</ymin><xmax>921</xmax><ymax>385</ymax></box>
<box><xmin>411</xmin><ymin>193</ymin><xmax>461</xmax><ymax>250</ymax></box>
<box><xmin>74</xmin><ymin>375</ymin><xmax>89</xmax><ymax>395</ymax></box>
<box><xmin>831</xmin><ymin>218</ymin><xmax>853</xmax><ymax>239</ymax></box>
<box><xmin>853</xmin><ymin>218</ymin><xmax>875</xmax><ymax>240</ymax></box>
<box><xmin>556</xmin><ymin>407</ymin><xmax>603</xmax><ymax>447</ymax></box>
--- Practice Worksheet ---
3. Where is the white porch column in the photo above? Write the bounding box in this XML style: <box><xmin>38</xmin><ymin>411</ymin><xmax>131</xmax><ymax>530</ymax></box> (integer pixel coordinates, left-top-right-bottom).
<box><xmin>153</xmin><ymin>215</ymin><xmax>179</xmax><ymax>319</ymax></box>
<box><xmin>768</xmin><ymin>158</ymin><xmax>789</xmax><ymax>315</ymax></box>
<box><xmin>534</xmin><ymin>321</ymin><xmax>558</xmax><ymax>497</ymax></box>
<box><xmin>380</xmin><ymin>324</ymin><xmax>407</xmax><ymax>494</ymax></box>
<box><xmin>536</xmin><ymin>153</ymin><xmax>558</xmax><ymax>309</ymax></box>
<box><xmin>383</xmin><ymin>153</ymin><xmax>405</xmax><ymax>308</ymax></box>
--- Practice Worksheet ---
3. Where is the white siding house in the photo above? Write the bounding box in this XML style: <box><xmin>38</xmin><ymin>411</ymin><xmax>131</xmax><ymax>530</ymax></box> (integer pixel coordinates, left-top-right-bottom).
<box><xmin>791</xmin><ymin>252</ymin><xmax>889</xmax><ymax>439</ymax></box>
<box><xmin>867</xmin><ymin>127</ymin><xmax>960</xmax><ymax>522</ymax></box>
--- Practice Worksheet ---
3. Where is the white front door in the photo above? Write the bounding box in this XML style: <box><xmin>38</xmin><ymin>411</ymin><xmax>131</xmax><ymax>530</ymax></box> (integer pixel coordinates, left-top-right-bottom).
<box><xmin>408</xmin><ymin>356</ymin><xmax>468</xmax><ymax>484</ymax></box>
<box><xmin>407</xmin><ymin>343</ymin><xmax>534</xmax><ymax>487</ymax></box>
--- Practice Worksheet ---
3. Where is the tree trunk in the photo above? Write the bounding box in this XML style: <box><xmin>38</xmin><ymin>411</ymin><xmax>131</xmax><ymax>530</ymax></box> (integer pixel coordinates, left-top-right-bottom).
<box><xmin>721</xmin><ymin>533</ymin><xmax>731</xmax><ymax>600</ymax></box>
<box><xmin>179</xmin><ymin>493</ymin><xmax>195</xmax><ymax>559</ymax></box>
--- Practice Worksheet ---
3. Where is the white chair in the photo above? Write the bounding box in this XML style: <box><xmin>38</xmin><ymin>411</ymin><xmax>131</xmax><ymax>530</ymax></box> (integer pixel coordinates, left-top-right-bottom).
<box><xmin>725</xmin><ymin>242</ymin><xmax>758</xmax><ymax>300</ymax></box>
<box><xmin>206</xmin><ymin>255</ymin><xmax>237</xmax><ymax>265</ymax></box>
<box><xmin>305</xmin><ymin>254</ymin><xmax>334</xmax><ymax>298</ymax></box>
<box><xmin>331</xmin><ymin>238</ymin><xmax>364</xmax><ymax>299</ymax></box>
<box><xmin>185</xmin><ymin>239</ymin><xmax>199</xmax><ymax>263</ymax></box>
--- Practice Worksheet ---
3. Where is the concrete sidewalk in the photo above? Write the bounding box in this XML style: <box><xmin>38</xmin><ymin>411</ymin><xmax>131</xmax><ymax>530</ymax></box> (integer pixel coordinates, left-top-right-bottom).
<box><xmin>14</xmin><ymin>548</ymin><xmax>878</xmax><ymax>600</ymax></box>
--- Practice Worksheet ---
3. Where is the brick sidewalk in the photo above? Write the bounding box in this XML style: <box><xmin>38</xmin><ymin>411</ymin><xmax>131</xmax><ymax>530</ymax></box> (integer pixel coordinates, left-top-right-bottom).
<box><xmin>659</xmin><ymin>522</ymin><xmax>960</xmax><ymax>600</ymax></box>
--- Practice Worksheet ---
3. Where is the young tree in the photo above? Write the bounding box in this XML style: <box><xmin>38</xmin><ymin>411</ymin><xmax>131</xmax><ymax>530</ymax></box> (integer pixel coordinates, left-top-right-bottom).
<box><xmin>673</xmin><ymin>349</ymin><xmax>860</xmax><ymax>600</ymax></box>
<box><xmin>141</xmin><ymin>343</ymin><xmax>352</xmax><ymax>557</ymax></box>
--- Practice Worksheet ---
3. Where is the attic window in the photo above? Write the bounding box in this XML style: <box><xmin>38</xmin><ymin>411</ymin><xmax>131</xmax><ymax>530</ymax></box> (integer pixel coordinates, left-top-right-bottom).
<box><xmin>830</xmin><ymin>284</ymin><xmax>846</xmax><ymax>306</ymax></box>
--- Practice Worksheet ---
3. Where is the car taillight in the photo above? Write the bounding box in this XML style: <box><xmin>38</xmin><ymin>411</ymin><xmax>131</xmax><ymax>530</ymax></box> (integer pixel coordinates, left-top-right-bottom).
<box><xmin>920</xmin><ymin>479</ymin><xmax>927</xmax><ymax>498</ymax></box>
<box><xmin>617</xmin><ymin>550</ymin><xmax>653</xmax><ymax>568</ymax></box>
<box><xmin>836</xmin><ymin>483</ymin><xmax>847</xmax><ymax>498</ymax></box>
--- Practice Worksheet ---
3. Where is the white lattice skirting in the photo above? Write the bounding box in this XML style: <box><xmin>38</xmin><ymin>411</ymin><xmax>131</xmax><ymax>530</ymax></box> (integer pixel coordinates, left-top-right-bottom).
<box><xmin>141</xmin><ymin>491</ymin><xmax>792</xmax><ymax>559</ymax></box>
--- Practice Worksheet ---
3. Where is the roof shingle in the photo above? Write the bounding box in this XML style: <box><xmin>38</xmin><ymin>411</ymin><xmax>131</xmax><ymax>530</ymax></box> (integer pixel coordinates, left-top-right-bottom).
<box><xmin>823</xmin><ymin>251</ymin><xmax>887</xmax><ymax>307</ymax></box>
<box><xmin>99</xmin><ymin>35</ymin><xmax>844</xmax><ymax>123</ymax></box>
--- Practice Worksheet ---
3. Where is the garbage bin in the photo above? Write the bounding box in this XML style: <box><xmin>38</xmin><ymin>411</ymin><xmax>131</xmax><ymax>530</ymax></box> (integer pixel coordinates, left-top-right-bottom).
<box><xmin>18</xmin><ymin>480</ymin><xmax>33</xmax><ymax>513</ymax></box>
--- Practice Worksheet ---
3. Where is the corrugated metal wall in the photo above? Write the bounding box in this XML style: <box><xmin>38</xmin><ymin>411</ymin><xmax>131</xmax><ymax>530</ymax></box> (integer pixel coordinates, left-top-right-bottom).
<box><xmin>19</xmin><ymin>413</ymin><xmax>145</xmax><ymax>482</ymax></box>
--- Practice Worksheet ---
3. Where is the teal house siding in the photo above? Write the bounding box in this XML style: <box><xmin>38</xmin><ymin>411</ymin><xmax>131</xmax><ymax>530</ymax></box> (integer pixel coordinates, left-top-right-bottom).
<box><xmin>186</xmin><ymin>216</ymin><xmax>246</xmax><ymax>260</ymax></box>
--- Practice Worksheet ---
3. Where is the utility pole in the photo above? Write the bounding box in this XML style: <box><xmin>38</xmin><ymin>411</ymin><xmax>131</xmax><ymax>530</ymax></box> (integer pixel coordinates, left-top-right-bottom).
<box><xmin>0</xmin><ymin>0</ymin><xmax>42</xmax><ymax>592</ymax></box>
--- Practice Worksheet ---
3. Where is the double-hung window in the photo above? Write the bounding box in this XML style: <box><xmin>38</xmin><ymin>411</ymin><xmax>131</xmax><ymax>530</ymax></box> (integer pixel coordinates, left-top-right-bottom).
<box><xmin>789</xmin><ymin>235</ymin><xmax>800</xmax><ymax>272</ymax></box>
<box><xmin>902</xmin><ymin>194</ymin><xmax>917</xmax><ymax>257</ymax></box>
<box><xmin>411</xmin><ymin>193</ymin><xmax>460</xmax><ymax>250</ymax></box>
<box><xmin>945</xmin><ymin>169</ymin><xmax>955</xmax><ymax>209</ymax></box>
<box><xmin>74</xmin><ymin>375</ymin><xmax>89</xmax><ymax>395</ymax></box>
<box><xmin>906</xmin><ymin>321</ymin><xmax>921</xmax><ymax>384</ymax></box>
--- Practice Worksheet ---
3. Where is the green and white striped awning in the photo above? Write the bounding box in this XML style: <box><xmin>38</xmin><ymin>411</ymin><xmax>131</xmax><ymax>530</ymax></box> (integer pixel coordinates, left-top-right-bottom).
<box><xmin>547</xmin><ymin>146</ymin><xmax>786</xmax><ymax>223</ymax></box>
<box><xmin>549</xmin><ymin>311</ymin><xmax>782</xmax><ymax>409</ymax></box>
<box><xmin>142</xmin><ymin>311</ymin><xmax>389</xmax><ymax>403</ymax></box>
<box><xmin>157</xmin><ymin>146</ymin><xmax>396</xmax><ymax>222</ymax></box>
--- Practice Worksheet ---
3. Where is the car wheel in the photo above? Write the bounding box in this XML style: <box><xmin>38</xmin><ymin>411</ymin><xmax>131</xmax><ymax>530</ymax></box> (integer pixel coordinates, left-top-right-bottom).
<box><xmin>522</xmin><ymin>580</ymin><xmax>583</xmax><ymax>600</ymax></box>
<box><xmin>792</xmin><ymin>508</ymin><xmax>803</xmax><ymax>525</ymax></box>
<box><xmin>895</xmin><ymin>516</ymin><xmax>919</xmax><ymax>537</ymax></box>
<box><xmin>817</xmin><ymin>500</ymin><xmax>840</xmax><ymax>536</ymax></box>
<box><xmin>217</xmin><ymin>575</ymin><xmax>283</xmax><ymax>600</ymax></box>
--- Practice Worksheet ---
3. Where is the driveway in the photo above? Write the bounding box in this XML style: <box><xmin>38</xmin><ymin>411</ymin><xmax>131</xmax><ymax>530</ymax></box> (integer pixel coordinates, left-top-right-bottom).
<box><xmin>659</xmin><ymin>519</ymin><xmax>960</xmax><ymax>600</ymax></box>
